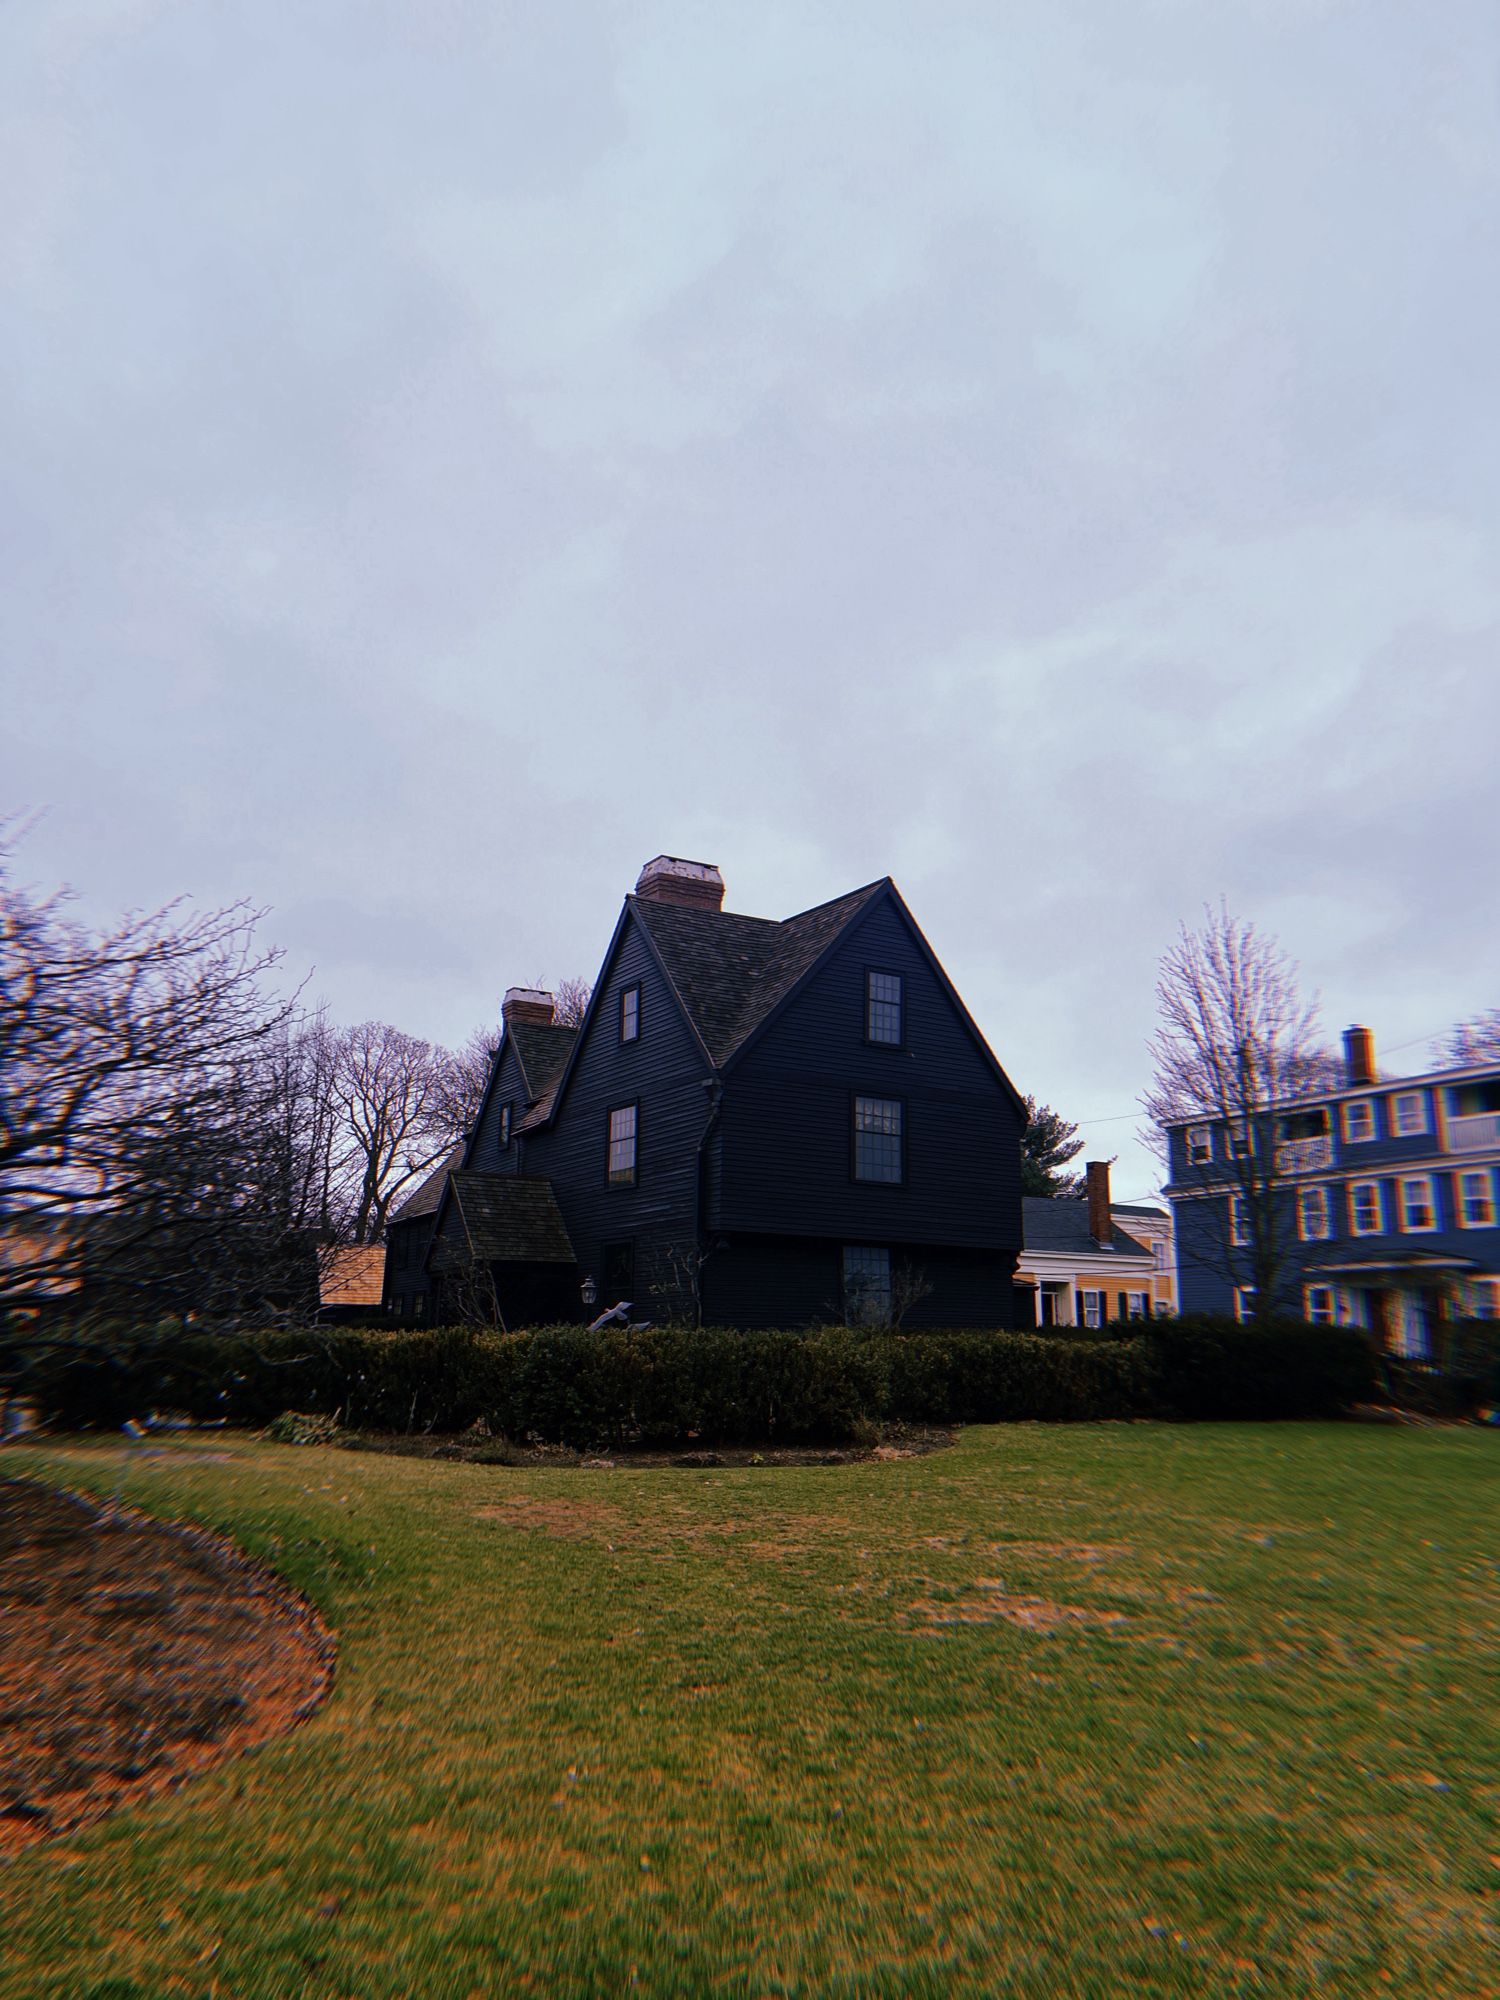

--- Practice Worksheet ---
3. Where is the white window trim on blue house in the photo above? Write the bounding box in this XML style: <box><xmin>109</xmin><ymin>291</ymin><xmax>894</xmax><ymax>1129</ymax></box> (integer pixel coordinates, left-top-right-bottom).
<box><xmin>1349</xmin><ymin>1181</ymin><xmax>1384</xmax><ymax>1236</ymax></box>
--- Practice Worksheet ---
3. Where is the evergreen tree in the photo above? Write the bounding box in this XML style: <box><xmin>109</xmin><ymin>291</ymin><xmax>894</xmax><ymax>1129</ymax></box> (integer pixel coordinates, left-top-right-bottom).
<box><xmin>1020</xmin><ymin>1095</ymin><xmax>1085</xmax><ymax>1197</ymax></box>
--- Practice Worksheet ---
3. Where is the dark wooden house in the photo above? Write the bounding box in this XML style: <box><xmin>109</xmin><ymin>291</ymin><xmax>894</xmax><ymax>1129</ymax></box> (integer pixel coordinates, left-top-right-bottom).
<box><xmin>384</xmin><ymin>857</ymin><xmax>1026</xmax><ymax>1329</ymax></box>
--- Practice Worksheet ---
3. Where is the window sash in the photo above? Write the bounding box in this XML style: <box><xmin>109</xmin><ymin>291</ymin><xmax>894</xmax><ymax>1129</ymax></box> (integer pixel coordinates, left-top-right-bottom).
<box><xmin>1079</xmin><ymin>1289</ymin><xmax>1104</xmax><ymax>1328</ymax></box>
<box><xmin>853</xmin><ymin>1095</ymin><xmax>903</xmax><ymax>1183</ymax></box>
<box><xmin>1399</xmin><ymin>1176</ymin><xmax>1435</xmax><ymax>1231</ymax></box>
<box><xmin>1187</xmin><ymin>1125</ymin><xmax>1213</xmax><ymax>1166</ymax></box>
<box><xmin>1343</xmin><ymin>1100</ymin><xmax>1375</xmax><ymax>1143</ymax></box>
<box><xmin>1391</xmin><ymin>1092</ymin><xmax>1427</xmax><ymax>1136</ymax></box>
<box><xmin>1350</xmin><ymin>1182</ymin><xmax>1383</xmax><ymax>1235</ymax></box>
<box><xmin>498</xmin><ymin>1102</ymin><xmax>512</xmax><ymax>1148</ymax></box>
<box><xmin>843</xmin><ymin>1245</ymin><xmax>892</xmax><ymax>1322</ymax></box>
<box><xmin>607</xmin><ymin>1104</ymin><xmax>638</xmax><ymax>1185</ymax></box>
<box><xmin>1459</xmin><ymin>1170</ymin><xmax>1495</xmax><ymax>1228</ymax></box>
<box><xmin>1298</xmin><ymin>1185</ymin><xmax>1330</xmax><ymax>1241</ymax></box>
<box><xmin>1230</xmin><ymin>1196</ymin><xmax>1251</xmax><ymax>1247</ymax></box>
<box><xmin>1305</xmin><ymin>1286</ymin><xmax>1336</xmax><ymax>1325</ymax></box>
<box><xmin>866</xmin><ymin>971</ymin><xmax>903</xmax><ymax>1045</ymax></box>
<box><xmin>620</xmin><ymin>986</ymin><xmax>640</xmax><ymax>1043</ymax></box>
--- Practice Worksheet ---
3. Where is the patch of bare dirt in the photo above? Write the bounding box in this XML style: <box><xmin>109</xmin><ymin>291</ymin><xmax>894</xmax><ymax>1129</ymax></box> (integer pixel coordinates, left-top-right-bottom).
<box><xmin>0</xmin><ymin>1476</ymin><xmax>334</xmax><ymax>1855</ymax></box>
<box><xmin>910</xmin><ymin>1578</ymin><xmax>1128</xmax><ymax>1634</ymax></box>
<box><xmin>340</xmin><ymin>1423</ymin><xmax>955</xmax><ymax>1469</ymax></box>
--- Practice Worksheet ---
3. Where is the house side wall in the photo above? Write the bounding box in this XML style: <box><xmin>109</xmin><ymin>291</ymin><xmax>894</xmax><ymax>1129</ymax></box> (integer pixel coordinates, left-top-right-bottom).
<box><xmin>714</xmin><ymin>899</ymin><xmax>1023</xmax><ymax>1257</ymax></box>
<box><xmin>521</xmin><ymin>915</ymin><xmax>710</xmax><ymax>1319</ymax></box>
<box><xmin>466</xmin><ymin>1041</ymin><xmax>528</xmax><ymax>1175</ymax></box>
<box><xmin>702</xmin><ymin>1238</ymin><xmax>1015</xmax><ymax>1329</ymax></box>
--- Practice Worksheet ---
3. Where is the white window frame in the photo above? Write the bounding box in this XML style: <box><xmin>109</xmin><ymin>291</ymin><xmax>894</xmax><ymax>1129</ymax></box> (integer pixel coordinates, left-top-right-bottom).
<box><xmin>1079</xmin><ymin>1289</ymin><xmax>1104</xmax><ymax>1329</ymax></box>
<box><xmin>1304</xmin><ymin>1285</ymin><xmax>1336</xmax><ymax>1325</ymax></box>
<box><xmin>1391</xmin><ymin>1091</ymin><xmax>1428</xmax><ymax>1138</ymax></box>
<box><xmin>1298</xmin><ymin>1184</ymin><xmax>1331</xmax><ymax>1242</ymax></box>
<box><xmin>1470</xmin><ymin>1279</ymin><xmax>1500</xmax><ymax>1321</ymax></box>
<box><xmin>1234</xmin><ymin>1286</ymin><xmax>1257</xmax><ymax>1322</ymax></box>
<box><xmin>1457</xmin><ymin>1168</ymin><xmax>1496</xmax><ymax>1230</ymax></box>
<box><xmin>1152</xmin><ymin>1239</ymin><xmax>1169</xmax><ymax>1270</ymax></box>
<box><xmin>1228</xmin><ymin>1122</ymin><xmax>1255</xmax><ymax>1161</ymax></box>
<box><xmin>1349</xmin><ymin>1181</ymin><xmax>1384</xmax><ymax>1237</ymax></box>
<box><xmin>1399</xmin><ymin>1174</ymin><xmax>1437</xmax><ymax>1234</ymax></box>
<box><xmin>1186</xmin><ymin>1125</ymin><xmax>1213</xmax><ymax>1167</ymax></box>
<box><xmin>1230</xmin><ymin>1195</ymin><xmax>1251</xmax><ymax>1247</ymax></box>
<box><xmin>1342</xmin><ymin>1099</ymin><xmax>1376</xmax><ymax>1144</ymax></box>
<box><xmin>1125</xmin><ymin>1292</ymin><xmax>1149</xmax><ymax>1321</ymax></box>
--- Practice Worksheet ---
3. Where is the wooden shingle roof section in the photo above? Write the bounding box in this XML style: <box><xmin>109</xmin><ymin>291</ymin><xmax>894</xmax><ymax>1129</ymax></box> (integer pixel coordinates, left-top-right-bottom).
<box><xmin>388</xmin><ymin>1143</ymin><xmax>465</xmax><ymax>1225</ymax></box>
<box><xmin>508</xmin><ymin>1021</ymin><xmax>576</xmax><ymax>1101</ymax></box>
<box><xmin>441</xmin><ymin>1173</ymin><xmax>576</xmax><ymax>1265</ymax></box>
<box><xmin>630</xmin><ymin>881</ymin><xmax>885</xmax><ymax>1066</ymax></box>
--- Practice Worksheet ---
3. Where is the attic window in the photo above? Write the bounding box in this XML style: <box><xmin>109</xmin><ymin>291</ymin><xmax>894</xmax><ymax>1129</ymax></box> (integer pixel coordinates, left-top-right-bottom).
<box><xmin>498</xmin><ymin>1102</ymin><xmax>512</xmax><ymax>1148</ymax></box>
<box><xmin>620</xmin><ymin>985</ymin><xmax>640</xmax><ymax>1044</ymax></box>
<box><xmin>866</xmin><ymin>971</ymin><xmax>902</xmax><ymax>1045</ymax></box>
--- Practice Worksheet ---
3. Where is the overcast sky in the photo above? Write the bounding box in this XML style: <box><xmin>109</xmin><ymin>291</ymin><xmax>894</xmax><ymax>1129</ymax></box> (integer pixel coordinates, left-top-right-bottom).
<box><xmin>4</xmin><ymin>0</ymin><xmax>1498</xmax><ymax>1199</ymax></box>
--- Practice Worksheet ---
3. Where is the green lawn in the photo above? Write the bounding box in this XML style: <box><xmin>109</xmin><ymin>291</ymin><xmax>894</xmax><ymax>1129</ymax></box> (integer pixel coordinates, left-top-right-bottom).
<box><xmin>7</xmin><ymin>1425</ymin><xmax>1496</xmax><ymax>1999</ymax></box>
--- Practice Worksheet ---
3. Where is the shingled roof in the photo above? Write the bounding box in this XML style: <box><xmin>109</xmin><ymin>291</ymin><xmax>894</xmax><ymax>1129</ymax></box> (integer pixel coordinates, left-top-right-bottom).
<box><xmin>387</xmin><ymin>1142</ymin><xmax>465</xmax><ymax>1225</ymax></box>
<box><xmin>437</xmin><ymin>1173</ymin><xmax>576</xmax><ymax>1265</ymax></box>
<box><xmin>630</xmin><ymin>882</ymin><xmax>886</xmax><ymax>1065</ymax></box>
<box><xmin>1022</xmin><ymin>1198</ymin><xmax>1152</xmax><ymax>1260</ymax></box>
<box><xmin>508</xmin><ymin>1020</ymin><xmax>577</xmax><ymax>1101</ymax></box>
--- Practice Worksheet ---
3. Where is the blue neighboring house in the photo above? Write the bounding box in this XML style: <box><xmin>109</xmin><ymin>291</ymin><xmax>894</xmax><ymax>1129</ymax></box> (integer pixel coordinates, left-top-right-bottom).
<box><xmin>1162</xmin><ymin>1024</ymin><xmax>1500</xmax><ymax>1352</ymax></box>
<box><xmin>384</xmin><ymin>856</ymin><xmax>1028</xmax><ymax>1330</ymax></box>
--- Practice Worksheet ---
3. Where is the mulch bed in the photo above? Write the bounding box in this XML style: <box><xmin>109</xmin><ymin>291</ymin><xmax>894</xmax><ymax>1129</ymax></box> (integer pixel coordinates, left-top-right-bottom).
<box><xmin>335</xmin><ymin>1421</ymin><xmax>957</xmax><ymax>1469</ymax></box>
<box><xmin>0</xmin><ymin>1476</ymin><xmax>334</xmax><ymax>1857</ymax></box>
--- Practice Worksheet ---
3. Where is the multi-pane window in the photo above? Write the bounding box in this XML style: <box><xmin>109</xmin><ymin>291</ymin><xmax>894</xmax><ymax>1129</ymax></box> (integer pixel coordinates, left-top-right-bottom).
<box><xmin>1391</xmin><ymin>1091</ymin><xmax>1428</xmax><ymax>1137</ymax></box>
<box><xmin>1305</xmin><ymin>1286</ymin><xmax>1336</xmax><ymax>1325</ymax></box>
<box><xmin>1228</xmin><ymin>1123</ymin><xmax>1255</xmax><ymax>1160</ymax></box>
<box><xmin>1458</xmin><ymin>1169</ymin><xmax>1495</xmax><ymax>1229</ymax></box>
<box><xmin>843</xmin><ymin>1245</ymin><xmax>892</xmax><ymax>1323</ymax></box>
<box><xmin>1472</xmin><ymin>1279</ymin><xmax>1500</xmax><ymax>1321</ymax></box>
<box><xmin>1125</xmin><ymin>1292</ymin><xmax>1149</xmax><ymax>1321</ymax></box>
<box><xmin>866</xmin><ymin>971</ymin><xmax>903</xmax><ymax>1045</ymax></box>
<box><xmin>498</xmin><ymin>1102</ymin><xmax>512</xmax><ymax>1148</ymax></box>
<box><xmin>1399</xmin><ymin>1175</ymin><xmax>1436</xmax><ymax>1232</ymax></box>
<box><xmin>607</xmin><ymin>1103</ymin><xmax>638</xmax><ymax>1186</ymax></box>
<box><xmin>1298</xmin><ymin>1184</ymin><xmax>1331</xmax><ymax>1241</ymax></box>
<box><xmin>853</xmin><ymin>1095</ymin><xmax>903</xmax><ymax>1183</ymax></box>
<box><xmin>620</xmin><ymin>985</ymin><xmax>640</xmax><ymax>1043</ymax></box>
<box><xmin>1234</xmin><ymin>1286</ymin><xmax>1257</xmax><ymax>1322</ymax></box>
<box><xmin>1342</xmin><ymin>1100</ymin><xmax>1376</xmax><ymax>1144</ymax></box>
<box><xmin>1153</xmin><ymin>1239</ymin><xmax>1170</xmax><ymax>1270</ymax></box>
<box><xmin>1230</xmin><ymin>1196</ymin><xmax>1251</xmax><ymax>1247</ymax></box>
<box><xmin>1350</xmin><ymin>1182</ymin><xmax>1384</xmax><ymax>1236</ymax></box>
<box><xmin>1187</xmin><ymin>1126</ymin><xmax>1213</xmax><ymax>1167</ymax></box>
<box><xmin>1079</xmin><ymin>1289</ymin><xmax>1104</xmax><ymax>1329</ymax></box>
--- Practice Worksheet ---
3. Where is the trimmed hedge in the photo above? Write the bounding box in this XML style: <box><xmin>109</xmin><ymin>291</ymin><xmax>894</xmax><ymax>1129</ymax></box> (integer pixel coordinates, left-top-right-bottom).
<box><xmin>10</xmin><ymin>1313</ymin><xmax>1378</xmax><ymax>1445</ymax></box>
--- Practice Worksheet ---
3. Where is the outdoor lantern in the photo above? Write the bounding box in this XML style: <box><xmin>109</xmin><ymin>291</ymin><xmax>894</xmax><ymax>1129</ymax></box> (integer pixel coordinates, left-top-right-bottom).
<box><xmin>580</xmin><ymin>1273</ymin><xmax>598</xmax><ymax>1309</ymax></box>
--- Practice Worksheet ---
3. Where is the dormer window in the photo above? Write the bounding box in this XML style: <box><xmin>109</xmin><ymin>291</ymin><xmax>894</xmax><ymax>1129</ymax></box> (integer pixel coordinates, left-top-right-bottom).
<box><xmin>620</xmin><ymin>984</ymin><xmax>640</xmax><ymax>1044</ymax></box>
<box><xmin>866</xmin><ymin>971</ymin><xmax>903</xmax><ymax>1045</ymax></box>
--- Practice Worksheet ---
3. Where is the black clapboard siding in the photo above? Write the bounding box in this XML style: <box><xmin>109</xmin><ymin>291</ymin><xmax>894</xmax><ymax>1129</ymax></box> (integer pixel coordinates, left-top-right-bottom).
<box><xmin>712</xmin><ymin>898</ymin><xmax>1022</xmax><ymax>1254</ymax></box>
<box><xmin>523</xmin><ymin>912</ymin><xmax>714</xmax><ymax>1317</ymax></box>
<box><xmin>701</xmin><ymin>1236</ymin><xmax>1015</xmax><ymax>1329</ymax></box>
<box><xmin>465</xmin><ymin>1040</ymin><xmax>528</xmax><ymax>1174</ymax></box>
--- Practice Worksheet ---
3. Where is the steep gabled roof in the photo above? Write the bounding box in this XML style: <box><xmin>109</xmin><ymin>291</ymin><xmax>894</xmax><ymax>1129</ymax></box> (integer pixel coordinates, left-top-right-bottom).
<box><xmin>1022</xmin><ymin>1198</ymin><xmax>1152</xmax><ymax>1260</ymax></box>
<box><xmin>434</xmin><ymin>1173</ymin><xmax>576</xmax><ymax>1265</ymax></box>
<box><xmin>508</xmin><ymin>1020</ymin><xmax>577</xmax><ymax>1101</ymax></box>
<box><xmin>630</xmin><ymin>882</ymin><xmax>886</xmax><ymax>1066</ymax></box>
<box><xmin>388</xmin><ymin>1143</ymin><xmax>465</xmax><ymax>1226</ymax></box>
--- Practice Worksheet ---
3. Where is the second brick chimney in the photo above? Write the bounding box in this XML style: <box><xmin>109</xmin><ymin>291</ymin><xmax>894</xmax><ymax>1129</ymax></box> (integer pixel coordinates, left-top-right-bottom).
<box><xmin>1342</xmin><ymin>1024</ymin><xmax>1376</xmax><ymax>1088</ymax></box>
<box><xmin>634</xmin><ymin>856</ymin><xmax>725</xmax><ymax>912</ymax></box>
<box><xmin>1086</xmin><ymin>1160</ymin><xmax>1113</xmax><ymax>1247</ymax></box>
<box><xmin>502</xmin><ymin>987</ymin><xmax>555</xmax><ymax>1028</ymax></box>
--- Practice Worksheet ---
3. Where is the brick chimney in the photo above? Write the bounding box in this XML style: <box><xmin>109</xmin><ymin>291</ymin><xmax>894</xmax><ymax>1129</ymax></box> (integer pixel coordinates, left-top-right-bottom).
<box><xmin>502</xmin><ymin>987</ymin><xmax>555</xmax><ymax>1028</ymax></box>
<box><xmin>1342</xmin><ymin>1024</ymin><xmax>1376</xmax><ymax>1088</ymax></box>
<box><xmin>634</xmin><ymin>856</ymin><xmax>725</xmax><ymax>912</ymax></box>
<box><xmin>1086</xmin><ymin>1160</ymin><xmax>1112</xmax><ymax>1247</ymax></box>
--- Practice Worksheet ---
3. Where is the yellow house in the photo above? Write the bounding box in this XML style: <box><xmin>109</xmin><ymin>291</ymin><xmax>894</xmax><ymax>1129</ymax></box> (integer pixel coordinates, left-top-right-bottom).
<box><xmin>1014</xmin><ymin>1163</ymin><xmax>1158</xmax><ymax>1328</ymax></box>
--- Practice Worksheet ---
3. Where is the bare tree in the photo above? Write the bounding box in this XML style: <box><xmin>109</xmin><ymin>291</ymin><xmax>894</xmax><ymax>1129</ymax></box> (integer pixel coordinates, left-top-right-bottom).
<box><xmin>0</xmin><ymin>839</ymin><xmax>298</xmax><ymax>1320</ymax></box>
<box><xmin>440</xmin><ymin>1025</ymin><xmax>501</xmax><ymax>1140</ymax></box>
<box><xmin>1141</xmin><ymin>903</ymin><xmax>1338</xmax><ymax>1314</ymax></box>
<box><xmin>1442</xmin><ymin>1011</ymin><xmax>1500</xmax><ymax>1065</ymax></box>
<box><xmin>323</xmin><ymin>1022</ymin><xmax>464</xmax><ymax>1243</ymax></box>
<box><xmin>552</xmin><ymin>977</ymin><xmax>591</xmax><ymax>1028</ymax></box>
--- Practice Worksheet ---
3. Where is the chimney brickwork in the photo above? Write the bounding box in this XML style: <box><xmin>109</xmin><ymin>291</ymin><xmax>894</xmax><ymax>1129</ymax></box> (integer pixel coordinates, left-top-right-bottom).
<box><xmin>634</xmin><ymin>856</ymin><xmax>726</xmax><ymax>912</ymax></box>
<box><xmin>502</xmin><ymin>987</ymin><xmax>556</xmax><ymax>1028</ymax></box>
<box><xmin>1342</xmin><ymin>1024</ymin><xmax>1376</xmax><ymax>1088</ymax></box>
<box><xmin>1086</xmin><ymin>1160</ymin><xmax>1112</xmax><ymax>1247</ymax></box>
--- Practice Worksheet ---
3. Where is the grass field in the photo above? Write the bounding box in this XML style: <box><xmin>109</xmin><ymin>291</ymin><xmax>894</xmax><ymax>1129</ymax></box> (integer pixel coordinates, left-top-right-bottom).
<box><xmin>6</xmin><ymin>1424</ymin><xmax>1496</xmax><ymax>1999</ymax></box>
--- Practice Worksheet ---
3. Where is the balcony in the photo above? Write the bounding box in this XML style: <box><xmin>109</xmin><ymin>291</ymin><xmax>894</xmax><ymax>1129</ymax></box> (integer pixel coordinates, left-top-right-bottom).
<box><xmin>1448</xmin><ymin>1111</ymin><xmax>1500</xmax><ymax>1152</ymax></box>
<box><xmin>1275</xmin><ymin>1136</ymin><xmax>1333</xmax><ymax>1174</ymax></box>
